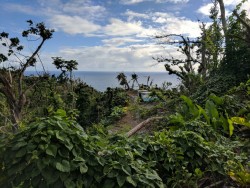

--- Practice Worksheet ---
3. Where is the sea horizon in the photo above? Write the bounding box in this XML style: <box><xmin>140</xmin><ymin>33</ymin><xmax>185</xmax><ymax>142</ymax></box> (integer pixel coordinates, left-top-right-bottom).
<box><xmin>25</xmin><ymin>70</ymin><xmax>179</xmax><ymax>92</ymax></box>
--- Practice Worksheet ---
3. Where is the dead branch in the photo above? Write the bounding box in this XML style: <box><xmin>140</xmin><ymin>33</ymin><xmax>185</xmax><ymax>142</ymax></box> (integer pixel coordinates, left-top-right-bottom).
<box><xmin>126</xmin><ymin>116</ymin><xmax>164</xmax><ymax>137</ymax></box>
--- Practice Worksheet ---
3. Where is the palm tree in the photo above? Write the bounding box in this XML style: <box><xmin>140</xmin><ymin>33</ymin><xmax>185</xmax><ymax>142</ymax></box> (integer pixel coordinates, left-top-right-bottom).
<box><xmin>131</xmin><ymin>73</ymin><xmax>140</xmax><ymax>89</ymax></box>
<box><xmin>116</xmin><ymin>72</ymin><xmax>130</xmax><ymax>90</ymax></box>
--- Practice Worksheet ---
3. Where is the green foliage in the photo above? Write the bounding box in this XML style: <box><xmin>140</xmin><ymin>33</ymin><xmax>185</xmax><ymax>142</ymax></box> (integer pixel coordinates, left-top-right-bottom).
<box><xmin>75</xmin><ymin>82</ymin><xmax>101</xmax><ymax>127</ymax></box>
<box><xmin>0</xmin><ymin>110</ymin><xmax>164</xmax><ymax>188</ymax></box>
<box><xmin>0</xmin><ymin>110</ymin><xmax>89</xmax><ymax>187</ymax></box>
<box><xmin>108</xmin><ymin>106</ymin><xmax>126</xmax><ymax>122</ymax></box>
<box><xmin>52</xmin><ymin>57</ymin><xmax>78</xmax><ymax>83</ymax></box>
<box><xmin>169</xmin><ymin>94</ymin><xmax>243</xmax><ymax>136</ymax></box>
<box><xmin>1</xmin><ymin>107</ymin><xmax>248</xmax><ymax>187</ymax></box>
<box><xmin>228</xmin><ymin>162</ymin><xmax>250</xmax><ymax>186</ymax></box>
<box><xmin>0</xmin><ymin>21</ymin><xmax>54</xmax><ymax>132</ymax></box>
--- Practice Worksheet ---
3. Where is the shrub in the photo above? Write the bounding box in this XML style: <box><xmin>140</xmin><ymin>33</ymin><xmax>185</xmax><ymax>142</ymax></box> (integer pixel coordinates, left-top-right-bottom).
<box><xmin>0</xmin><ymin>110</ymin><xmax>163</xmax><ymax>188</ymax></box>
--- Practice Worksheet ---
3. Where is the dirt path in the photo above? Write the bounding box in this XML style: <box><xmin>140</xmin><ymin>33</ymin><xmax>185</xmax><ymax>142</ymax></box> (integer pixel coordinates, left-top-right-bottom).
<box><xmin>109</xmin><ymin>90</ymin><xmax>140</xmax><ymax>134</ymax></box>
<box><xmin>109</xmin><ymin>90</ymin><xmax>162</xmax><ymax>134</ymax></box>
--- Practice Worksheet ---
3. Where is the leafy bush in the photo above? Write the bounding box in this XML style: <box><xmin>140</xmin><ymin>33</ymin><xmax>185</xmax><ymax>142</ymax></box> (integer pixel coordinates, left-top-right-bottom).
<box><xmin>0</xmin><ymin>110</ymin><xmax>95</xmax><ymax>187</ymax></box>
<box><xmin>0</xmin><ymin>110</ymin><xmax>163</xmax><ymax>188</ymax></box>
<box><xmin>108</xmin><ymin>106</ymin><xmax>126</xmax><ymax>122</ymax></box>
<box><xmin>129</xmin><ymin>121</ymin><xmax>245</xmax><ymax>187</ymax></box>
<box><xmin>75</xmin><ymin>82</ymin><xmax>101</xmax><ymax>126</ymax></box>
<box><xmin>0</xmin><ymin>108</ymin><xmax>247</xmax><ymax>187</ymax></box>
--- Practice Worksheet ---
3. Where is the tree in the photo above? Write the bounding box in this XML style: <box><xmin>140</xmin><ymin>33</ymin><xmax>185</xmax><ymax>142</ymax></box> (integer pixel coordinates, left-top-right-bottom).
<box><xmin>154</xmin><ymin>34</ymin><xmax>203</xmax><ymax>93</ymax></box>
<box><xmin>0</xmin><ymin>21</ymin><xmax>54</xmax><ymax>132</ymax></box>
<box><xmin>116</xmin><ymin>72</ymin><xmax>130</xmax><ymax>90</ymax></box>
<box><xmin>222</xmin><ymin>7</ymin><xmax>250</xmax><ymax>83</ymax></box>
<box><xmin>154</xmin><ymin>1</ymin><xmax>228</xmax><ymax>94</ymax></box>
<box><xmin>199</xmin><ymin>1</ymin><xmax>223</xmax><ymax>72</ymax></box>
<box><xmin>217</xmin><ymin>0</ymin><xmax>227</xmax><ymax>44</ymax></box>
<box><xmin>130</xmin><ymin>73</ymin><xmax>140</xmax><ymax>89</ymax></box>
<box><xmin>52</xmin><ymin>57</ymin><xmax>78</xmax><ymax>83</ymax></box>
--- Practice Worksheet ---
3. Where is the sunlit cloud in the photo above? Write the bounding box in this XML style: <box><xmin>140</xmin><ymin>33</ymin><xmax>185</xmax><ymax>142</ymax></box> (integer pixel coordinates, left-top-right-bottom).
<box><xmin>120</xmin><ymin>0</ymin><xmax>189</xmax><ymax>4</ymax></box>
<box><xmin>102</xmin><ymin>37</ymin><xmax>144</xmax><ymax>46</ymax></box>
<box><xmin>49</xmin><ymin>15</ymin><xmax>101</xmax><ymax>35</ymax></box>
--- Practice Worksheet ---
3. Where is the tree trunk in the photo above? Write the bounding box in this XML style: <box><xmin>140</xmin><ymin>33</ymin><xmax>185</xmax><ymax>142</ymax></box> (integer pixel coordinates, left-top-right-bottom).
<box><xmin>11</xmin><ymin>106</ymin><xmax>21</xmax><ymax>133</ymax></box>
<box><xmin>126</xmin><ymin>116</ymin><xmax>163</xmax><ymax>137</ymax></box>
<box><xmin>217</xmin><ymin>0</ymin><xmax>228</xmax><ymax>44</ymax></box>
<box><xmin>0</xmin><ymin>72</ymin><xmax>26</xmax><ymax>133</ymax></box>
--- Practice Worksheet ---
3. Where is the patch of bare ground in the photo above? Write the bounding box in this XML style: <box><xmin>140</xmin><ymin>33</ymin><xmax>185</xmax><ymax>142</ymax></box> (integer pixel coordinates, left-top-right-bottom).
<box><xmin>109</xmin><ymin>90</ymin><xmax>162</xmax><ymax>134</ymax></box>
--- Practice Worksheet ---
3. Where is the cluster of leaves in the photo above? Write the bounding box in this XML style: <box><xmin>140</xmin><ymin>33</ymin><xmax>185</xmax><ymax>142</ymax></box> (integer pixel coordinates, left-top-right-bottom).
<box><xmin>169</xmin><ymin>93</ymin><xmax>249</xmax><ymax>137</ymax></box>
<box><xmin>107</xmin><ymin>106</ymin><xmax>127</xmax><ymax>123</ymax></box>
<box><xmin>97</xmin><ymin>88</ymin><xmax>129</xmax><ymax>125</ymax></box>
<box><xmin>165</xmin><ymin>83</ymin><xmax>250</xmax><ymax>186</ymax></box>
<box><xmin>0</xmin><ymin>70</ymin><xmax>130</xmax><ymax>129</ymax></box>
<box><xmin>0</xmin><ymin>109</ymin><xmax>246</xmax><ymax>187</ymax></box>
<box><xmin>0</xmin><ymin>110</ymin><xmax>163</xmax><ymax>188</ymax></box>
<box><xmin>74</xmin><ymin>82</ymin><xmax>101</xmax><ymax>126</ymax></box>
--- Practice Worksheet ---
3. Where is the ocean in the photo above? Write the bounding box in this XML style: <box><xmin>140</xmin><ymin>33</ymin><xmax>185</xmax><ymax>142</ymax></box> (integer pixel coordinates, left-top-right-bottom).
<box><xmin>26</xmin><ymin>71</ymin><xmax>179</xmax><ymax>92</ymax></box>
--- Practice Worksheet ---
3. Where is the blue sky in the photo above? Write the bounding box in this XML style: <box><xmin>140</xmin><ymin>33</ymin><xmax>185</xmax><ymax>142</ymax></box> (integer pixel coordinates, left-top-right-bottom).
<box><xmin>0</xmin><ymin>0</ymin><xmax>249</xmax><ymax>71</ymax></box>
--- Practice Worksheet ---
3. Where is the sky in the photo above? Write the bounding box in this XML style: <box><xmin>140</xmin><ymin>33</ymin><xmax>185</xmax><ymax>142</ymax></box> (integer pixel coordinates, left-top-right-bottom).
<box><xmin>0</xmin><ymin>0</ymin><xmax>250</xmax><ymax>72</ymax></box>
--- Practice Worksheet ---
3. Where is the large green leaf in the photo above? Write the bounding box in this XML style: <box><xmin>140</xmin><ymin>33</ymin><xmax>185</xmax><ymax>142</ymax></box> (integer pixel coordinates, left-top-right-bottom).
<box><xmin>126</xmin><ymin>176</ymin><xmax>137</xmax><ymax>187</ymax></box>
<box><xmin>46</xmin><ymin>144</ymin><xmax>58</xmax><ymax>157</ymax></box>
<box><xmin>117</xmin><ymin>175</ymin><xmax>126</xmax><ymax>187</ymax></box>
<box><xmin>228</xmin><ymin>119</ymin><xmax>234</xmax><ymax>137</ymax></box>
<box><xmin>55</xmin><ymin>109</ymin><xmax>67</xmax><ymax>118</ymax></box>
<box><xmin>55</xmin><ymin>160</ymin><xmax>70</xmax><ymax>172</ymax></box>
<box><xmin>231</xmin><ymin>117</ymin><xmax>250</xmax><ymax>127</ymax></box>
<box><xmin>205</xmin><ymin>100</ymin><xmax>219</xmax><ymax>125</ymax></box>
<box><xmin>180</xmin><ymin>95</ymin><xmax>200</xmax><ymax>119</ymax></box>
<box><xmin>145</xmin><ymin>170</ymin><xmax>162</xmax><ymax>180</ymax></box>
<box><xmin>169</xmin><ymin>113</ymin><xmax>185</xmax><ymax>125</ymax></box>
<box><xmin>197</xmin><ymin>105</ymin><xmax>210</xmax><ymax>124</ymax></box>
<box><xmin>56</xmin><ymin>131</ymin><xmax>66</xmax><ymax>142</ymax></box>
<box><xmin>209</xmin><ymin>93</ymin><xmax>224</xmax><ymax>105</ymax></box>
<box><xmin>79</xmin><ymin>163</ymin><xmax>88</xmax><ymax>174</ymax></box>
<box><xmin>122</xmin><ymin>165</ymin><xmax>131</xmax><ymax>175</ymax></box>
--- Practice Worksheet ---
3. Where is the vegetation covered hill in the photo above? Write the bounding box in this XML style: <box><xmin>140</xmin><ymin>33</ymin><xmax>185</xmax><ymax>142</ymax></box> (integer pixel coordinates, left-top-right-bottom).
<box><xmin>0</xmin><ymin>0</ymin><xmax>250</xmax><ymax>187</ymax></box>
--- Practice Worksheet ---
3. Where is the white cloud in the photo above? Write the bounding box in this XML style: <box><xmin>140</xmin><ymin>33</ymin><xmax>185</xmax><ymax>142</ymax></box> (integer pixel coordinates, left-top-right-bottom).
<box><xmin>198</xmin><ymin>1</ymin><xmax>250</xmax><ymax>17</ymax></box>
<box><xmin>49</xmin><ymin>15</ymin><xmax>101</xmax><ymax>35</ymax></box>
<box><xmin>37</xmin><ymin>0</ymin><xmax>106</xmax><ymax>17</ymax></box>
<box><xmin>156</xmin><ymin>0</ymin><xmax>189</xmax><ymax>3</ymax></box>
<box><xmin>197</xmin><ymin>3</ymin><xmax>231</xmax><ymax>17</ymax></box>
<box><xmin>124</xmin><ymin>10</ymin><xmax>150</xmax><ymax>21</ymax></box>
<box><xmin>61</xmin><ymin>1</ymin><xmax>106</xmax><ymax>19</ymax></box>
<box><xmin>240</xmin><ymin>2</ymin><xmax>250</xmax><ymax>14</ymax></box>
<box><xmin>120</xmin><ymin>0</ymin><xmax>189</xmax><ymax>4</ymax></box>
<box><xmin>2</xmin><ymin>3</ymin><xmax>39</xmax><ymax>15</ymax></box>
<box><xmin>2</xmin><ymin>0</ymin><xmax>204</xmax><ymax>72</ymax></box>
<box><xmin>3</xmin><ymin>0</ymin><xmax>107</xmax><ymax>23</ymax></box>
<box><xmin>102</xmin><ymin>37</ymin><xmax>144</xmax><ymax>46</ymax></box>
<box><xmin>162</xmin><ymin>18</ymin><xmax>200</xmax><ymax>38</ymax></box>
<box><xmin>149</xmin><ymin>12</ymin><xmax>201</xmax><ymax>38</ymax></box>
<box><xmin>104</xmin><ymin>19</ymin><xmax>145</xmax><ymax>36</ymax></box>
<box><xmin>38</xmin><ymin>44</ymin><xmax>175</xmax><ymax>72</ymax></box>
<box><xmin>224</xmin><ymin>0</ymin><xmax>240</xmax><ymax>6</ymax></box>
<box><xmin>197</xmin><ymin>3</ymin><xmax>213</xmax><ymax>16</ymax></box>
<box><xmin>120</xmin><ymin>0</ymin><xmax>148</xmax><ymax>5</ymax></box>
<box><xmin>122</xmin><ymin>10</ymin><xmax>200</xmax><ymax>38</ymax></box>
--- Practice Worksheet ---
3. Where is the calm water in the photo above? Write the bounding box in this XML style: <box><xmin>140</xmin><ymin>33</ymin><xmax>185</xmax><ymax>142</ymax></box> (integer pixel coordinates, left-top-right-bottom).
<box><xmin>26</xmin><ymin>71</ymin><xmax>179</xmax><ymax>92</ymax></box>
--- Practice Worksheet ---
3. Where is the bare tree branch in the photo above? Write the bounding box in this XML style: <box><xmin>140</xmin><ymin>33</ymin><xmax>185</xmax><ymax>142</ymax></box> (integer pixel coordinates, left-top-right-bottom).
<box><xmin>126</xmin><ymin>116</ymin><xmax>164</xmax><ymax>137</ymax></box>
